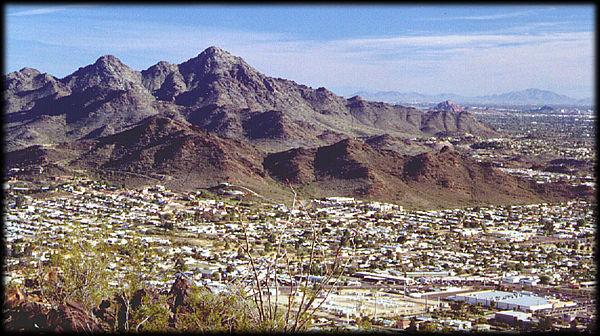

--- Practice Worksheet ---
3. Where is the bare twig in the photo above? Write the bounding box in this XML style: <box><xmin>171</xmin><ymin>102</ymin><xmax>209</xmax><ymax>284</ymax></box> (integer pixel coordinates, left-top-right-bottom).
<box><xmin>235</xmin><ymin>205</ymin><xmax>266</xmax><ymax>323</ymax></box>
<box><xmin>292</xmin><ymin>216</ymin><xmax>318</xmax><ymax>331</ymax></box>
<box><xmin>135</xmin><ymin>315</ymin><xmax>151</xmax><ymax>332</ymax></box>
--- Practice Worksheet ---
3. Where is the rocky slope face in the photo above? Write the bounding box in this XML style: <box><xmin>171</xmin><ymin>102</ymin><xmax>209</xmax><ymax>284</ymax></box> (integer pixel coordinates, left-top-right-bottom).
<box><xmin>6</xmin><ymin>115</ymin><xmax>591</xmax><ymax>208</ymax></box>
<box><xmin>5</xmin><ymin>46</ymin><xmax>591</xmax><ymax>208</ymax></box>
<box><xmin>7</xmin><ymin>116</ymin><xmax>271</xmax><ymax>192</ymax></box>
<box><xmin>5</xmin><ymin>46</ymin><xmax>498</xmax><ymax>153</ymax></box>
<box><xmin>4</xmin><ymin>56</ymin><xmax>160</xmax><ymax>151</ymax></box>
<box><xmin>263</xmin><ymin>140</ymin><xmax>590</xmax><ymax>209</ymax></box>
<box><xmin>422</xmin><ymin>100</ymin><xmax>499</xmax><ymax>137</ymax></box>
<box><xmin>363</xmin><ymin>134</ymin><xmax>431</xmax><ymax>156</ymax></box>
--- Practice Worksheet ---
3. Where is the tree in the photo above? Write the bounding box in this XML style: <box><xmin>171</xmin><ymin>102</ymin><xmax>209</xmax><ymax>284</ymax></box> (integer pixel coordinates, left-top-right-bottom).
<box><xmin>569</xmin><ymin>318</ymin><xmax>579</xmax><ymax>331</ymax></box>
<box><xmin>540</xmin><ymin>218</ymin><xmax>554</xmax><ymax>235</ymax></box>
<box><xmin>575</xmin><ymin>218</ymin><xmax>586</xmax><ymax>231</ymax></box>
<box><xmin>468</xmin><ymin>304</ymin><xmax>483</xmax><ymax>315</ymax></box>
<box><xmin>339</xmin><ymin>229</ymin><xmax>350</xmax><ymax>247</ymax></box>
<box><xmin>450</xmin><ymin>301</ymin><xmax>465</xmax><ymax>316</ymax></box>
<box><xmin>15</xmin><ymin>194</ymin><xmax>26</xmax><ymax>208</ymax></box>
<box><xmin>538</xmin><ymin>316</ymin><xmax>553</xmax><ymax>331</ymax></box>
<box><xmin>406</xmin><ymin>317</ymin><xmax>418</xmax><ymax>331</ymax></box>
<box><xmin>357</xmin><ymin>316</ymin><xmax>372</xmax><ymax>330</ymax></box>
<box><xmin>419</xmin><ymin>321</ymin><xmax>437</xmax><ymax>332</ymax></box>
<box><xmin>174</xmin><ymin>255</ymin><xmax>188</xmax><ymax>272</ymax></box>
<box><xmin>160</xmin><ymin>213</ymin><xmax>174</xmax><ymax>230</ymax></box>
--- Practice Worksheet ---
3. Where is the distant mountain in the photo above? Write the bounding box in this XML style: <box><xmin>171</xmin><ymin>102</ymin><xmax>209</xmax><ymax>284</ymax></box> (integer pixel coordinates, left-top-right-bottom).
<box><xmin>5</xmin><ymin>46</ymin><xmax>498</xmax><ymax>153</ymax></box>
<box><xmin>477</xmin><ymin>88</ymin><xmax>581</xmax><ymax>106</ymax></box>
<box><xmin>420</xmin><ymin>100</ymin><xmax>499</xmax><ymax>137</ymax></box>
<box><xmin>351</xmin><ymin>90</ymin><xmax>472</xmax><ymax>105</ymax></box>
<box><xmin>352</xmin><ymin>88</ymin><xmax>591</xmax><ymax>106</ymax></box>
<box><xmin>577</xmin><ymin>97</ymin><xmax>593</xmax><ymax>105</ymax></box>
<box><xmin>430</xmin><ymin>100</ymin><xmax>464</xmax><ymax>113</ymax></box>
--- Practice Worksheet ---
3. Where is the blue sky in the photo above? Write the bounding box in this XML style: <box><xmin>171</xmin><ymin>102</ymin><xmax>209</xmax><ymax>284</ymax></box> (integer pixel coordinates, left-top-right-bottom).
<box><xmin>5</xmin><ymin>4</ymin><xmax>595</xmax><ymax>98</ymax></box>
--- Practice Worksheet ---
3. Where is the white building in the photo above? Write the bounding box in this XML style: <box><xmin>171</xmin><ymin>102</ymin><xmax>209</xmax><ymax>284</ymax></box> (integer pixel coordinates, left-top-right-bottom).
<box><xmin>495</xmin><ymin>310</ymin><xmax>533</xmax><ymax>324</ymax></box>
<box><xmin>448</xmin><ymin>290</ymin><xmax>553</xmax><ymax>312</ymax></box>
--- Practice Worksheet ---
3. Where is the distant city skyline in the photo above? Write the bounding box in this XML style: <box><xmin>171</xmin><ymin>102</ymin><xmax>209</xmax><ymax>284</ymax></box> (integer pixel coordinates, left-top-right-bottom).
<box><xmin>5</xmin><ymin>4</ymin><xmax>595</xmax><ymax>99</ymax></box>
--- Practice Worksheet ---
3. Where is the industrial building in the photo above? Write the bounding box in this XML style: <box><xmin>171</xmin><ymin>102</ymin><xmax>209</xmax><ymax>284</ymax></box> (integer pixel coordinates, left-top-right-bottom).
<box><xmin>448</xmin><ymin>290</ymin><xmax>553</xmax><ymax>312</ymax></box>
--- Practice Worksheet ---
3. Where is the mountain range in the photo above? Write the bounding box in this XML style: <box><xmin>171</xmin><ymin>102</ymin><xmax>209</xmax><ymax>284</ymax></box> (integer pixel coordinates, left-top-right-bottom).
<box><xmin>4</xmin><ymin>46</ymin><xmax>498</xmax><ymax>153</ymax></box>
<box><xmin>4</xmin><ymin>46</ymin><xmax>591</xmax><ymax>208</ymax></box>
<box><xmin>351</xmin><ymin>89</ymin><xmax>593</xmax><ymax>106</ymax></box>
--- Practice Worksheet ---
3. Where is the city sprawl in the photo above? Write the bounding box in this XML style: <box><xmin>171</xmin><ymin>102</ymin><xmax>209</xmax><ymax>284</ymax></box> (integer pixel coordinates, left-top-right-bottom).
<box><xmin>4</xmin><ymin>172</ymin><xmax>596</xmax><ymax>331</ymax></box>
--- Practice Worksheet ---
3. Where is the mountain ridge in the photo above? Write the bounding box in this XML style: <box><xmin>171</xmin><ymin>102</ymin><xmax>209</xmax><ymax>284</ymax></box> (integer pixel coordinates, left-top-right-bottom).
<box><xmin>352</xmin><ymin>88</ymin><xmax>592</xmax><ymax>106</ymax></box>
<box><xmin>5</xmin><ymin>46</ymin><xmax>498</xmax><ymax>153</ymax></box>
<box><xmin>6</xmin><ymin>115</ymin><xmax>591</xmax><ymax>209</ymax></box>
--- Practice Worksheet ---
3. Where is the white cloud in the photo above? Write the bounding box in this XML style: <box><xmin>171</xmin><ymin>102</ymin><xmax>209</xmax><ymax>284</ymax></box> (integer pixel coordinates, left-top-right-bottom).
<box><xmin>336</xmin><ymin>32</ymin><xmax>592</xmax><ymax>51</ymax></box>
<box><xmin>422</xmin><ymin>7</ymin><xmax>557</xmax><ymax>21</ymax></box>
<box><xmin>450</xmin><ymin>9</ymin><xmax>544</xmax><ymax>21</ymax></box>
<box><xmin>7</xmin><ymin>5</ymin><xmax>87</xmax><ymax>17</ymax></box>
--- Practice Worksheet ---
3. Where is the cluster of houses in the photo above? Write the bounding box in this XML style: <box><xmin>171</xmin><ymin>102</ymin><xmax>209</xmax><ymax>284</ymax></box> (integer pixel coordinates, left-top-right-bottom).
<box><xmin>2</xmin><ymin>179</ymin><xmax>595</xmax><ymax>331</ymax></box>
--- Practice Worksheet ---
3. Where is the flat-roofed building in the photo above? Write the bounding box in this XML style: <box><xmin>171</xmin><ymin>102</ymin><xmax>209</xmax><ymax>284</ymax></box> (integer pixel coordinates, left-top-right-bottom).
<box><xmin>448</xmin><ymin>290</ymin><xmax>553</xmax><ymax>312</ymax></box>
<box><xmin>495</xmin><ymin>310</ymin><xmax>533</xmax><ymax>324</ymax></box>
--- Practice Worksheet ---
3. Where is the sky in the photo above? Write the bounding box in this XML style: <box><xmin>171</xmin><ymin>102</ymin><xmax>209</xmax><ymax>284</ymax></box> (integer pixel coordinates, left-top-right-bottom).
<box><xmin>4</xmin><ymin>4</ymin><xmax>595</xmax><ymax>99</ymax></box>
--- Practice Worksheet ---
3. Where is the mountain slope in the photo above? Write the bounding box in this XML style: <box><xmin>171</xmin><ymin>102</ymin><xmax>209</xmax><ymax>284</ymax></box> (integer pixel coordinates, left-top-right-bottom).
<box><xmin>263</xmin><ymin>140</ymin><xmax>591</xmax><ymax>209</ymax></box>
<box><xmin>75</xmin><ymin>116</ymin><xmax>273</xmax><ymax>191</ymax></box>
<box><xmin>5</xmin><ymin>46</ymin><xmax>499</xmax><ymax>153</ymax></box>
<box><xmin>7</xmin><ymin>121</ymin><xmax>591</xmax><ymax>208</ymax></box>
<box><xmin>7</xmin><ymin>116</ymin><xmax>273</xmax><ymax>193</ymax></box>
<box><xmin>4</xmin><ymin>56</ymin><xmax>161</xmax><ymax>151</ymax></box>
<box><xmin>422</xmin><ymin>100</ymin><xmax>499</xmax><ymax>137</ymax></box>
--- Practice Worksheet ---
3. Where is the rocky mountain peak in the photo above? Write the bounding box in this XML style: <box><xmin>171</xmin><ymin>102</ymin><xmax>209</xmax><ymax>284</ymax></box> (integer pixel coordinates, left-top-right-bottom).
<box><xmin>61</xmin><ymin>54</ymin><xmax>145</xmax><ymax>92</ymax></box>
<box><xmin>4</xmin><ymin>67</ymin><xmax>69</xmax><ymax>115</ymax></box>
<box><xmin>203</xmin><ymin>45</ymin><xmax>229</xmax><ymax>56</ymax></box>
<box><xmin>179</xmin><ymin>46</ymin><xmax>248</xmax><ymax>75</ymax></box>
<box><xmin>5</xmin><ymin>46</ymin><xmax>501</xmax><ymax>154</ymax></box>
<box><xmin>431</xmin><ymin>100</ymin><xmax>464</xmax><ymax>113</ymax></box>
<box><xmin>5</xmin><ymin>67</ymin><xmax>43</xmax><ymax>89</ymax></box>
<box><xmin>154</xmin><ymin>60</ymin><xmax>173</xmax><ymax>68</ymax></box>
<box><xmin>349</xmin><ymin>95</ymin><xmax>365</xmax><ymax>101</ymax></box>
<box><xmin>89</xmin><ymin>55</ymin><xmax>137</xmax><ymax>78</ymax></box>
<box><xmin>94</xmin><ymin>54</ymin><xmax>123</xmax><ymax>66</ymax></box>
<box><xmin>141</xmin><ymin>61</ymin><xmax>177</xmax><ymax>79</ymax></box>
<box><xmin>12</xmin><ymin>67</ymin><xmax>41</xmax><ymax>78</ymax></box>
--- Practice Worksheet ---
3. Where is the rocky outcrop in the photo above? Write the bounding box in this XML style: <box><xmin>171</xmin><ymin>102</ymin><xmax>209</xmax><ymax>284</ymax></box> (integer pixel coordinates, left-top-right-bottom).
<box><xmin>3</xmin><ymin>279</ymin><xmax>187</xmax><ymax>333</ymax></box>
<box><xmin>3</xmin><ymin>287</ymin><xmax>105</xmax><ymax>332</ymax></box>
<box><xmin>422</xmin><ymin>100</ymin><xmax>499</xmax><ymax>137</ymax></box>
<box><xmin>430</xmin><ymin>100</ymin><xmax>464</xmax><ymax>113</ymax></box>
